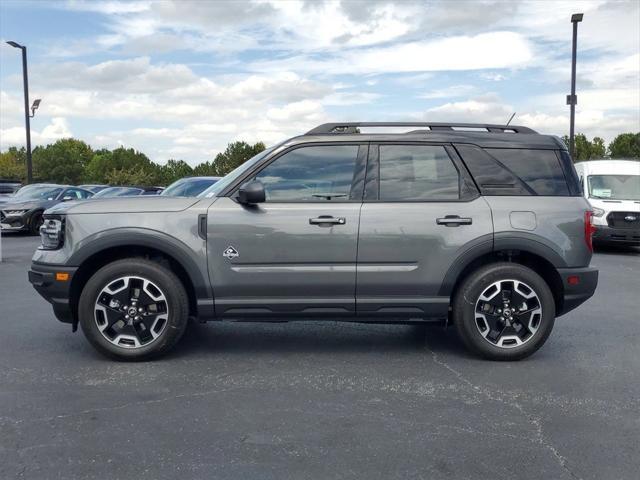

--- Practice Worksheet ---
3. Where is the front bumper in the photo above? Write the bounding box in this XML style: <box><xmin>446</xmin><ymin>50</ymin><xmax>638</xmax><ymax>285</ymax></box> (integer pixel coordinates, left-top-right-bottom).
<box><xmin>592</xmin><ymin>224</ymin><xmax>640</xmax><ymax>246</ymax></box>
<box><xmin>0</xmin><ymin>211</ymin><xmax>30</xmax><ymax>231</ymax></box>
<box><xmin>557</xmin><ymin>267</ymin><xmax>599</xmax><ymax>316</ymax></box>
<box><xmin>28</xmin><ymin>262</ymin><xmax>78</xmax><ymax>324</ymax></box>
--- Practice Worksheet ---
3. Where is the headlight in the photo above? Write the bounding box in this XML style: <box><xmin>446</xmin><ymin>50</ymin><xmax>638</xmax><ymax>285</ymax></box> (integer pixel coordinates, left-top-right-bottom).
<box><xmin>3</xmin><ymin>210</ymin><xmax>27</xmax><ymax>216</ymax></box>
<box><xmin>39</xmin><ymin>216</ymin><xmax>65</xmax><ymax>250</ymax></box>
<box><xmin>592</xmin><ymin>207</ymin><xmax>605</xmax><ymax>217</ymax></box>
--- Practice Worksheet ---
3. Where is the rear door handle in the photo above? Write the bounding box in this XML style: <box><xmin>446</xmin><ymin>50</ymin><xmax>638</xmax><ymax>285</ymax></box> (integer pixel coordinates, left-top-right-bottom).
<box><xmin>309</xmin><ymin>216</ymin><xmax>346</xmax><ymax>226</ymax></box>
<box><xmin>436</xmin><ymin>215</ymin><xmax>472</xmax><ymax>226</ymax></box>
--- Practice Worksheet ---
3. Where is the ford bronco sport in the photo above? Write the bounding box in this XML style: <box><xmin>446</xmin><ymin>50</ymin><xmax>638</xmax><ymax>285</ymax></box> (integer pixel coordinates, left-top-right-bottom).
<box><xmin>28</xmin><ymin>122</ymin><xmax>598</xmax><ymax>361</ymax></box>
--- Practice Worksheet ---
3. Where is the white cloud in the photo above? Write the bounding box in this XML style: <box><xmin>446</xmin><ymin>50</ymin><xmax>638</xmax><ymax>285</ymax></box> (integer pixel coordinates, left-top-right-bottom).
<box><xmin>0</xmin><ymin>117</ymin><xmax>72</xmax><ymax>147</ymax></box>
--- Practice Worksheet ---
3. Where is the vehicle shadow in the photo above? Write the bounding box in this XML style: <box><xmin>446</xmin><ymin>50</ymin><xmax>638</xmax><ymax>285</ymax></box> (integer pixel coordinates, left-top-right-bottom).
<box><xmin>170</xmin><ymin>320</ymin><xmax>470</xmax><ymax>359</ymax></box>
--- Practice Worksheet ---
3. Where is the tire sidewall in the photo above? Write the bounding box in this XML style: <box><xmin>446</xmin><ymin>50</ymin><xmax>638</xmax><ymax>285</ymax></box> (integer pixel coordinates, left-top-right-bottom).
<box><xmin>29</xmin><ymin>211</ymin><xmax>43</xmax><ymax>235</ymax></box>
<box><xmin>79</xmin><ymin>259</ymin><xmax>188</xmax><ymax>361</ymax></box>
<box><xmin>454</xmin><ymin>263</ymin><xmax>555</xmax><ymax>361</ymax></box>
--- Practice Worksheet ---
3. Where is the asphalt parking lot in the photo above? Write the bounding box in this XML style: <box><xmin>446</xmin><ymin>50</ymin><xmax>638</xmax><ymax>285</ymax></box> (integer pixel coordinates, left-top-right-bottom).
<box><xmin>0</xmin><ymin>233</ymin><xmax>638</xmax><ymax>480</ymax></box>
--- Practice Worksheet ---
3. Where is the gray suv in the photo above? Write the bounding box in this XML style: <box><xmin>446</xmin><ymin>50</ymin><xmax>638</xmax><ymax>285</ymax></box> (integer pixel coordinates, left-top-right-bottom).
<box><xmin>28</xmin><ymin>122</ymin><xmax>598</xmax><ymax>361</ymax></box>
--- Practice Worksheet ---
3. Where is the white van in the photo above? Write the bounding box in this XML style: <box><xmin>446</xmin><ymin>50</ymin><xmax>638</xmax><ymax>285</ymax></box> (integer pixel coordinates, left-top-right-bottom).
<box><xmin>574</xmin><ymin>159</ymin><xmax>640</xmax><ymax>246</ymax></box>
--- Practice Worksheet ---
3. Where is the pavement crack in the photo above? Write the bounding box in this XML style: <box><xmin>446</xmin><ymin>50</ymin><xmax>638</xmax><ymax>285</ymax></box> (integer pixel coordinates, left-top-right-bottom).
<box><xmin>425</xmin><ymin>341</ymin><xmax>582</xmax><ymax>480</ymax></box>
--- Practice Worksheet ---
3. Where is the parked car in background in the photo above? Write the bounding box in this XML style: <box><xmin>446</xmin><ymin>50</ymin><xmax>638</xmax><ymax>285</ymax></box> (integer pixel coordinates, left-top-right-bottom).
<box><xmin>574</xmin><ymin>159</ymin><xmax>640</xmax><ymax>246</ymax></box>
<box><xmin>1</xmin><ymin>184</ymin><xmax>93</xmax><ymax>234</ymax></box>
<box><xmin>79</xmin><ymin>184</ymin><xmax>110</xmax><ymax>194</ymax></box>
<box><xmin>0</xmin><ymin>180</ymin><xmax>22</xmax><ymax>197</ymax></box>
<box><xmin>161</xmin><ymin>176</ymin><xmax>221</xmax><ymax>197</ymax></box>
<box><xmin>92</xmin><ymin>186</ymin><xmax>164</xmax><ymax>198</ymax></box>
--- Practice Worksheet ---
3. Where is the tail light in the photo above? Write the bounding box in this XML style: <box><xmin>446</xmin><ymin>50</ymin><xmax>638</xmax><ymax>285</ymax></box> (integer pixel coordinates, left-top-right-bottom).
<box><xmin>584</xmin><ymin>210</ymin><xmax>596</xmax><ymax>252</ymax></box>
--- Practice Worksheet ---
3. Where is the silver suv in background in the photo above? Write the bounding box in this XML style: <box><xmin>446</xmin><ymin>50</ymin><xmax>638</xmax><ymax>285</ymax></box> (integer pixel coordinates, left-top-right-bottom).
<box><xmin>29</xmin><ymin>122</ymin><xmax>598</xmax><ymax>361</ymax></box>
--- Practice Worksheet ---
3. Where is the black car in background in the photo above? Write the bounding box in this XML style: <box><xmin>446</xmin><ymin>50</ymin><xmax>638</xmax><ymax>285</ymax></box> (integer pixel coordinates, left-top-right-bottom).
<box><xmin>91</xmin><ymin>186</ymin><xmax>164</xmax><ymax>198</ymax></box>
<box><xmin>0</xmin><ymin>184</ymin><xmax>93</xmax><ymax>234</ymax></box>
<box><xmin>161</xmin><ymin>176</ymin><xmax>221</xmax><ymax>197</ymax></box>
<box><xmin>0</xmin><ymin>180</ymin><xmax>22</xmax><ymax>198</ymax></box>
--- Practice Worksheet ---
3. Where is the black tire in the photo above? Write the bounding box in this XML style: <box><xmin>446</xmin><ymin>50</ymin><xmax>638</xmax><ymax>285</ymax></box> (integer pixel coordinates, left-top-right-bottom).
<box><xmin>452</xmin><ymin>262</ymin><xmax>555</xmax><ymax>361</ymax></box>
<box><xmin>29</xmin><ymin>211</ymin><xmax>43</xmax><ymax>235</ymax></box>
<box><xmin>78</xmin><ymin>258</ymin><xmax>189</xmax><ymax>361</ymax></box>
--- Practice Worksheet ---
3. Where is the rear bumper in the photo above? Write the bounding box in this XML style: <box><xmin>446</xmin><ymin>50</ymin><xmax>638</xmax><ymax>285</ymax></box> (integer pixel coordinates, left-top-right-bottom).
<box><xmin>28</xmin><ymin>263</ymin><xmax>78</xmax><ymax>324</ymax></box>
<box><xmin>593</xmin><ymin>225</ymin><xmax>640</xmax><ymax>246</ymax></box>
<box><xmin>557</xmin><ymin>267</ymin><xmax>598</xmax><ymax>316</ymax></box>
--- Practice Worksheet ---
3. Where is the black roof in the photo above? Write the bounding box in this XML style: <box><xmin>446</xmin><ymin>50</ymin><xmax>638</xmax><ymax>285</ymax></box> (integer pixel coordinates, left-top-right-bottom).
<box><xmin>296</xmin><ymin>122</ymin><xmax>564</xmax><ymax>150</ymax></box>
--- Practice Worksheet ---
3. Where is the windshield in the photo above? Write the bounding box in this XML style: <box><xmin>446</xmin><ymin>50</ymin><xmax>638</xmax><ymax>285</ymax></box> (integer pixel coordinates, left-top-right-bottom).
<box><xmin>198</xmin><ymin>146</ymin><xmax>277</xmax><ymax>198</ymax></box>
<box><xmin>162</xmin><ymin>178</ymin><xmax>219</xmax><ymax>197</ymax></box>
<box><xmin>588</xmin><ymin>175</ymin><xmax>640</xmax><ymax>201</ymax></box>
<box><xmin>93</xmin><ymin>187</ymin><xmax>143</xmax><ymax>197</ymax></box>
<box><xmin>13</xmin><ymin>185</ymin><xmax>62</xmax><ymax>201</ymax></box>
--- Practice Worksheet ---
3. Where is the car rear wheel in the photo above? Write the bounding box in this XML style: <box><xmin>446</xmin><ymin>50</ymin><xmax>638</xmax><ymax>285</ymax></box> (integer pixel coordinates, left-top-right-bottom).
<box><xmin>453</xmin><ymin>262</ymin><xmax>555</xmax><ymax>361</ymax></box>
<box><xmin>79</xmin><ymin>258</ymin><xmax>189</xmax><ymax>361</ymax></box>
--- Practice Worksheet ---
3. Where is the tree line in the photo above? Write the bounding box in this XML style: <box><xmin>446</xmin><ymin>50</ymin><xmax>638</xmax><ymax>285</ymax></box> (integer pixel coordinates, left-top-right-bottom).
<box><xmin>0</xmin><ymin>139</ymin><xmax>266</xmax><ymax>186</ymax></box>
<box><xmin>561</xmin><ymin>132</ymin><xmax>639</xmax><ymax>161</ymax></box>
<box><xmin>0</xmin><ymin>132</ymin><xmax>638</xmax><ymax>185</ymax></box>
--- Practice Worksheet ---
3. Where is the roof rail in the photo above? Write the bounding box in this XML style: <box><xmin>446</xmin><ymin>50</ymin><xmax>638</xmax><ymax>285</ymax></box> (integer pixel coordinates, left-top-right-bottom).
<box><xmin>305</xmin><ymin>122</ymin><xmax>537</xmax><ymax>135</ymax></box>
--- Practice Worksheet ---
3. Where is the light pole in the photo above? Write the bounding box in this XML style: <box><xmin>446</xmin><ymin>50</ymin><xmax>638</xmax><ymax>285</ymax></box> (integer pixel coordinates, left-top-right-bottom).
<box><xmin>6</xmin><ymin>41</ymin><xmax>41</xmax><ymax>184</ymax></box>
<box><xmin>567</xmin><ymin>13</ymin><xmax>583</xmax><ymax>160</ymax></box>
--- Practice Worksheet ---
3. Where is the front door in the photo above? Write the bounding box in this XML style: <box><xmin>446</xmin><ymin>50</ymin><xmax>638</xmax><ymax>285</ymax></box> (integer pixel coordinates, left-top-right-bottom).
<box><xmin>207</xmin><ymin>143</ymin><xmax>367</xmax><ymax>317</ymax></box>
<box><xmin>356</xmin><ymin>143</ymin><xmax>493</xmax><ymax>318</ymax></box>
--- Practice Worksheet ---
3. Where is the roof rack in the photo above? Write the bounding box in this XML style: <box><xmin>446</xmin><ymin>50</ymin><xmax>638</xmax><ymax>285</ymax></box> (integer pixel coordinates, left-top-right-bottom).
<box><xmin>305</xmin><ymin>122</ymin><xmax>537</xmax><ymax>135</ymax></box>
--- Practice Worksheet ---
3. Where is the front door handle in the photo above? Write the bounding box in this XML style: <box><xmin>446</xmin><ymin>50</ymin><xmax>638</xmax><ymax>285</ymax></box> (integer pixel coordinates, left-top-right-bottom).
<box><xmin>436</xmin><ymin>215</ymin><xmax>472</xmax><ymax>227</ymax></box>
<box><xmin>309</xmin><ymin>216</ymin><xmax>346</xmax><ymax>226</ymax></box>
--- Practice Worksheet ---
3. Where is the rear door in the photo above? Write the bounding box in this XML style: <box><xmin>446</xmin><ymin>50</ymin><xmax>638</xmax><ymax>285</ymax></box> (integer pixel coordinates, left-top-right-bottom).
<box><xmin>356</xmin><ymin>143</ymin><xmax>493</xmax><ymax>318</ymax></box>
<box><xmin>207</xmin><ymin>143</ymin><xmax>367</xmax><ymax>317</ymax></box>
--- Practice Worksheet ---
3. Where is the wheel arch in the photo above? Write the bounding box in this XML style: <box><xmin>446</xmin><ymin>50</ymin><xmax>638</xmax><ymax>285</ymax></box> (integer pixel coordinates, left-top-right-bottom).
<box><xmin>440</xmin><ymin>241</ymin><xmax>566</xmax><ymax>315</ymax></box>
<box><xmin>68</xmin><ymin>230</ymin><xmax>213</xmax><ymax>327</ymax></box>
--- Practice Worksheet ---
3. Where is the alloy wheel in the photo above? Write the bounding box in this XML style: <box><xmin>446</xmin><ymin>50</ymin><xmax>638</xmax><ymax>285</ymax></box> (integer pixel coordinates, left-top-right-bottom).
<box><xmin>94</xmin><ymin>276</ymin><xmax>169</xmax><ymax>348</ymax></box>
<box><xmin>474</xmin><ymin>279</ymin><xmax>542</xmax><ymax>349</ymax></box>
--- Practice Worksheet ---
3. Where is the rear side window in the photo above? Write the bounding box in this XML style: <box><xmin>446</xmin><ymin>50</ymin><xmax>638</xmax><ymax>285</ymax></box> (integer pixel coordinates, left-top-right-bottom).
<box><xmin>379</xmin><ymin>145</ymin><xmax>459</xmax><ymax>200</ymax></box>
<box><xmin>485</xmin><ymin>148</ymin><xmax>569</xmax><ymax>196</ymax></box>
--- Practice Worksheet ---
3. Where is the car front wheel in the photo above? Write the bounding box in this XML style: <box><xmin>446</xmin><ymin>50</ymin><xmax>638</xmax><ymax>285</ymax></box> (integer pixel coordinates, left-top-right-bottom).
<box><xmin>78</xmin><ymin>258</ymin><xmax>189</xmax><ymax>360</ymax></box>
<box><xmin>453</xmin><ymin>262</ymin><xmax>555</xmax><ymax>361</ymax></box>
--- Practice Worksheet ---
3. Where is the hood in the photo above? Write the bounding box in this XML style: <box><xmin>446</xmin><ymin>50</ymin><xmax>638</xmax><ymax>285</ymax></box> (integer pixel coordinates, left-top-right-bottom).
<box><xmin>0</xmin><ymin>200</ymin><xmax>41</xmax><ymax>211</ymax></box>
<box><xmin>587</xmin><ymin>198</ymin><xmax>640</xmax><ymax>212</ymax></box>
<box><xmin>45</xmin><ymin>196</ymin><xmax>201</xmax><ymax>215</ymax></box>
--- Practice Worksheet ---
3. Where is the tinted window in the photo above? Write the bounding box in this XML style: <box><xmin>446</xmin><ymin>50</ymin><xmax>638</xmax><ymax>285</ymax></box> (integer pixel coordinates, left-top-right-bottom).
<box><xmin>65</xmin><ymin>188</ymin><xmax>92</xmax><ymax>199</ymax></box>
<box><xmin>379</xmin><ymin>145</ymin><xmax>459</xmax><ymax>200</ymax></box>
<box><xmin>485</xmin><ymin>149</ymin><xmax>569</xmax><ymax>196</ymax></box>
<box><xmin>254</xmin><ymin>145</ymin><xmax>359</xmax><ymax>201</ymax></box>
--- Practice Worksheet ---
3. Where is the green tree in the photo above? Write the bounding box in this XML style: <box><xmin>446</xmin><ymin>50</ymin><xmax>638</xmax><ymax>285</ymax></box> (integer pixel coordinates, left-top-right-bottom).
<box><xmin>32</xmin><ymin>138</ymin><xmax>93</xmax><ymax>184</ymax></box>
<box><xmin>104</xmin><ymin>165</ymin><xmax>159</xmax><ymax>186</ymax></box>
<box><xmin>158</xmin><ymin>159</ymin><xmax>193</xmax><ymax>185</ymax></box>
<box><xmin>0</xmin><ymin>147</ymin><xmax>26</xmax><ymax>181</ymax></box>
<box><xmin>210</xmin><ymin>141</ymin><xmax>266</xmax><ymax>176</ymax></box>
<box><xmin>192</xmin><ymin>161</ymin><xmax>217</xmax><ymax>176</ymax></box>
<box><xmin>562</xmin><ymin>134</ymin><xmax>606</xmax><ymax>161</ymax></box>
<box><xmin>84</xmin><ymin>147</ymin><xmax>158</xmax><ymax>185</ymax></box>
<box><xmin>608</xmin><ymin>133</ymin><xmax>640</xmax><ymax>158</ymax></box>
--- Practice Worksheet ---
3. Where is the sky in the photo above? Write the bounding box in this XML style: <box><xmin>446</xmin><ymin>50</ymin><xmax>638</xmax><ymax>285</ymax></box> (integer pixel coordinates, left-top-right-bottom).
<box><xmin>0</xmin><ymin>0</ymin><xmax>638</xmax><ymax>165</ymax></box>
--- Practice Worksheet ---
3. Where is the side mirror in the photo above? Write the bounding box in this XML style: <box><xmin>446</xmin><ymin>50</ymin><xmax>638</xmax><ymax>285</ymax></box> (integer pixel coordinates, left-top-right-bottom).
<box><xmin>61</xmin><ymin>195</ymin><xmax>75</xmax><ymax>202</ymax></box>
<box><xmin>237</xmin><ymin>180</ymin><xmax>265</xmax><ymax>205</ymax></box>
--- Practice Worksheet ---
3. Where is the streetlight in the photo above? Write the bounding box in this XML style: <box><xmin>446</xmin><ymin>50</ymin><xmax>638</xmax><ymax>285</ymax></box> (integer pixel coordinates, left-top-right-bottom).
<box><xmin>567</xmin><ymin>13</ymin><xmax>583</xmax><ymax>160</ymax></box>
<box><xmin>6</xmin><ymin>40</ymin><xmax>41</xmax><ymax>184</ymax></box>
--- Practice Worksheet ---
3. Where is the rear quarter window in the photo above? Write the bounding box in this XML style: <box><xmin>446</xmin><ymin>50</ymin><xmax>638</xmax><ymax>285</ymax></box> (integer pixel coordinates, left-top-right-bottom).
<box><xmin>484</xmin><ymin>148</ymin><xmax>570</xmax><ymax>196</ymax></box>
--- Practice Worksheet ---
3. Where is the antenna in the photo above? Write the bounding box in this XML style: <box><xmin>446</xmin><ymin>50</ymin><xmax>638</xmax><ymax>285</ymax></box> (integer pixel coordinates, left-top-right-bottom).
<box><xmin>506</xmin><ymin>112</ymin><xmax>516</xmax><ymax>126</ymax></box>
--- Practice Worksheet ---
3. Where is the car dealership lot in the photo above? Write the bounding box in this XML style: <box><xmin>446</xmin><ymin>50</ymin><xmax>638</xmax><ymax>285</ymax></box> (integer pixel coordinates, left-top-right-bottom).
<box><xmin>0</xmin><ymin>233</ymin><xmax>638</xmax><ymax>480</ymax></box>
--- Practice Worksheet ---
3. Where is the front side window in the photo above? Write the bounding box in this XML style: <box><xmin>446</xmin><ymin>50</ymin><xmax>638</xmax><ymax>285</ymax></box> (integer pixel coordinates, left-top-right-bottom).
<box><xmin>254</xmin><ymin>145</ymin><xmax>360</xmax><ymax>202</ymax></box>
<box><xmin>379</xmin><ymin>145</ymin><xmax>460</xmax><ymax>201</ymax></box>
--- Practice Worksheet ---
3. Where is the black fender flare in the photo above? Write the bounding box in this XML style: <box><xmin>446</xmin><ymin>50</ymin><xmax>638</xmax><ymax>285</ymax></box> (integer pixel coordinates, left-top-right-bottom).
<box><xmin>68</xmin><ymin>227</ymin><xmax>212</xmax><ymax>301</ymax></box>
<box><xmin>438</xmin><ymin>232</ymin><xmax>568</xmax><ymax>296</ymax></box>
